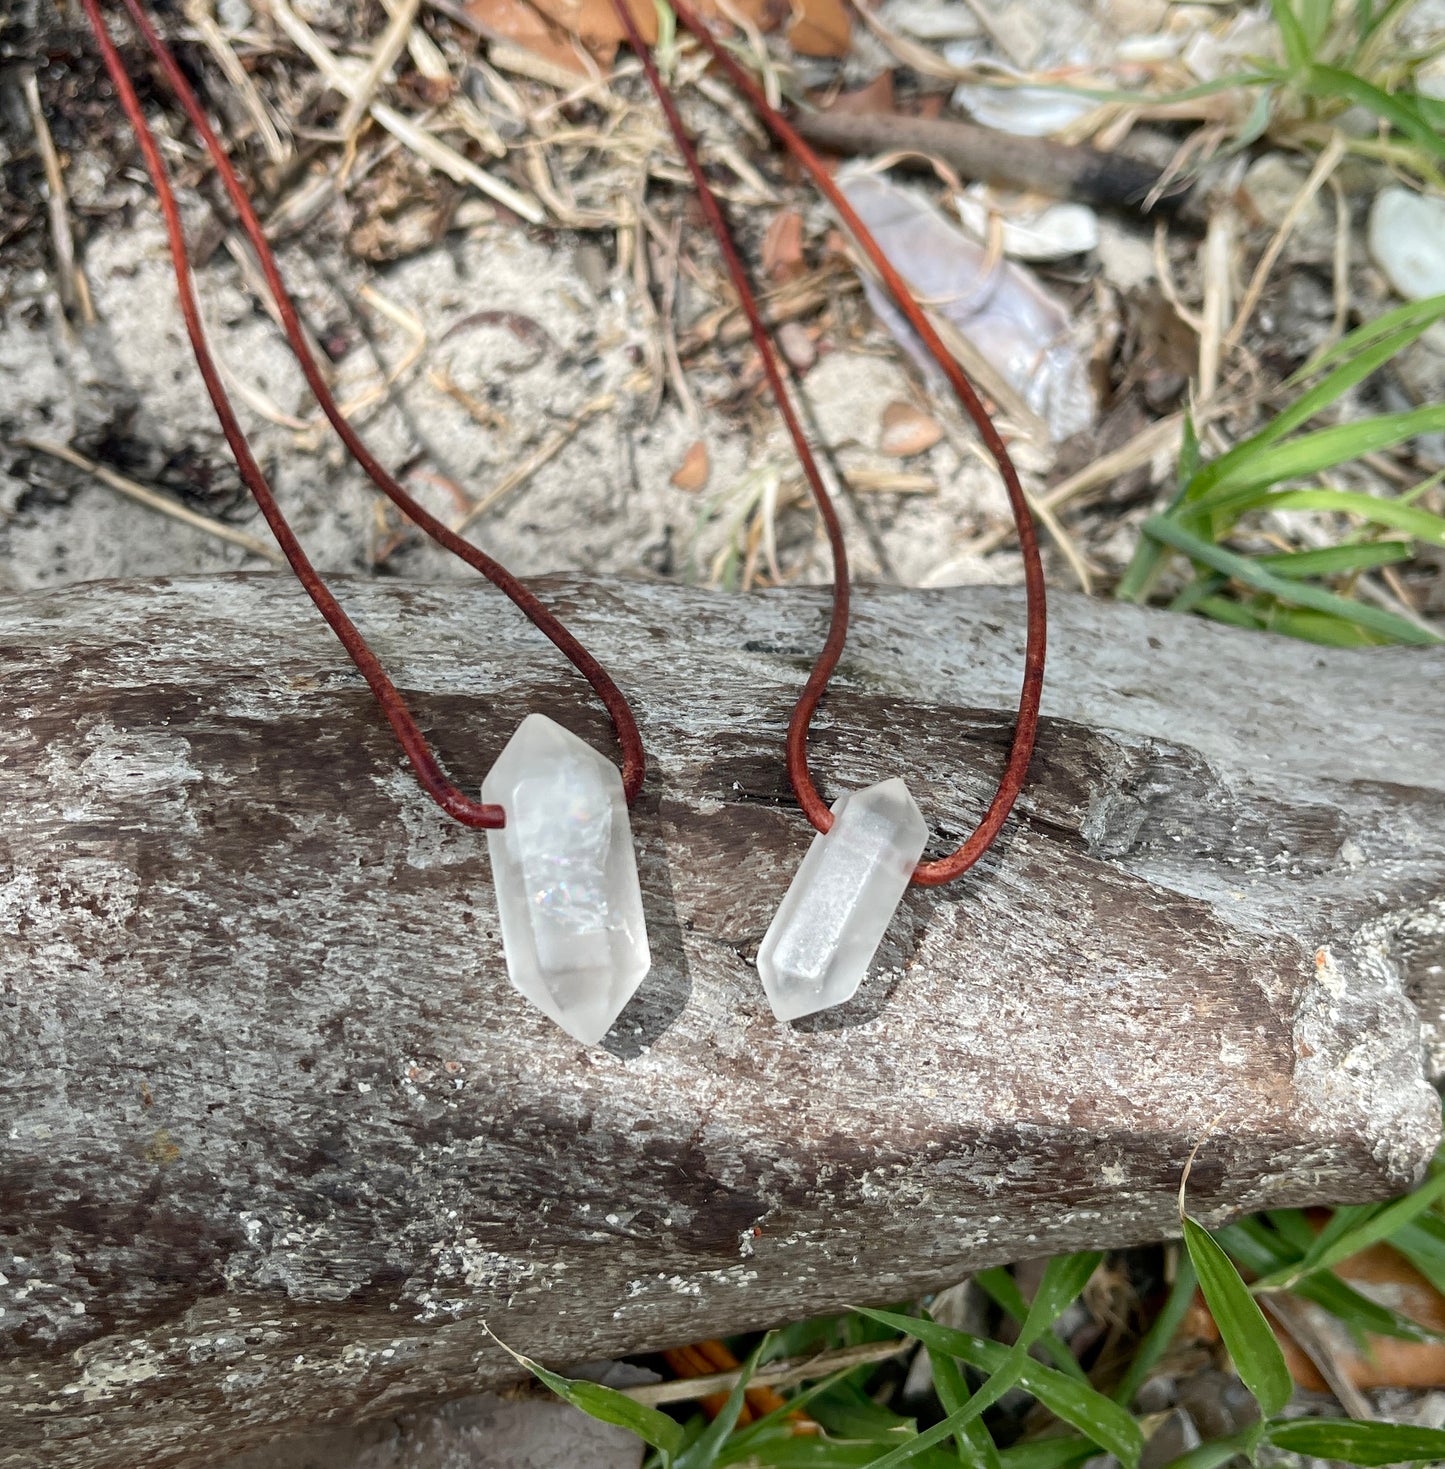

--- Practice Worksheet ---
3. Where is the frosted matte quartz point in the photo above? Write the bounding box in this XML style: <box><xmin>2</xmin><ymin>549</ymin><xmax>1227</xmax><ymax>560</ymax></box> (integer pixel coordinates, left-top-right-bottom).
<box><xmin>481</xmin><ymin>713</ymin><xmax>650</xmax><ymax>1045</ymax></box>
<box><xmin>758</xmin><ymin>778</ymin><xmax>929</xmax><ymax>1023</ymax></box>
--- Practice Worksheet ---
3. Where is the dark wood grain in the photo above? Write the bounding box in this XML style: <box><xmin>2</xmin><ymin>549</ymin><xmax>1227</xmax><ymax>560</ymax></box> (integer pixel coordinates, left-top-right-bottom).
<box><xmin>1</xmin><ymin>574</ymin><xmax>1440</xmax><ymax>1468</ymax></box>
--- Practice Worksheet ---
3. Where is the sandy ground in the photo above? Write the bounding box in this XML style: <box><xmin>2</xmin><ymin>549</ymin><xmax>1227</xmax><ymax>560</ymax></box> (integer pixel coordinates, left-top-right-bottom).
<box><xmin>0</xmin><ymin>177</ymin><xmax>1038</xmax><ymax>601</ymax></box>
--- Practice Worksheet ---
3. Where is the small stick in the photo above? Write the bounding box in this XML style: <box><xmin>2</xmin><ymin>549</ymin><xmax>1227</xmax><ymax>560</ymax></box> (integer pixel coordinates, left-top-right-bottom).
<box><xmin>14</xmin><ymin>438</ymin><xmax>284</xmax><ymax>564</ymax></box>
<box><xmin>336</xmin><ymin>0</ymin><xmax>420</xmax><ymax>139</ymax></box>
<box><xmin>791</xmin><ymin>110</ymin><xmax>1188</xmax><ymax>214</ymax></box>
<box><xmin>621</xmin><ymin>1337</ymin><xmax>914</xmax><ymax>1407</ymax></box>
<box><xmin>21</xmin><ymin>71</ymin><xmax>94</xmax><ymax>325</ymax></box>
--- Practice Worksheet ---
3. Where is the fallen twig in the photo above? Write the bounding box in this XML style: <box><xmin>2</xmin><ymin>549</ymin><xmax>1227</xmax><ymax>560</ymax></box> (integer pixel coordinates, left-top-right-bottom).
<box><xmin>792</xmin><ymin>110</ymin><xmax>1188</xmax><ymax>214</ymax></box>
<box><xmin>13</xmin><ymin>438</ymin><xmax>283</xmax><ymax>564</ymax></box>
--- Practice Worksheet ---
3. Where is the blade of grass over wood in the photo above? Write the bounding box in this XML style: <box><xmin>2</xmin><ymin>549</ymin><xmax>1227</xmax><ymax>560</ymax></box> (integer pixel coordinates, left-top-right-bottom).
<box><xmin>855</xmin><ymin>1310</ymin><xmax>1143</xmax><ymax>1467</ymax></box>
<box><xmin>1257</xmin><ymin>604</ymin><xmax>1390</xmax><ymax>645</ymax></box>
<box><xmin>1255</xmin><ymin>1163</ymin><xmax>1445</xmax><ymax>1287</ymax></box>
<box><xmin>1194</xmin><ymin>595</ymin><xmax>1268</xmax><ymax>631</ymax></box>
<box><xmin>1113</xmin><ymin>1254</ymin><xmax>1199</xmax><ymax>1406</ymax></box>
<box><xmin>492</xmin><ymin>1336</ymin><xmax>686</xmax><ymax>1459</ymax></box>
<box><xmin>1267</xmin><ymin>1419</ymin><xmax>1445</xmax><ymax>1464</ymax></box>
<box><xmin>1181</xmin><ymin>1218</ymin><xmax>1293</xmax><ymax>1417</ymax></box>
<box><xmin>1139</xmin><ymin>516</ymin><xmax>1441</xmax><ymax>644</ymax></box>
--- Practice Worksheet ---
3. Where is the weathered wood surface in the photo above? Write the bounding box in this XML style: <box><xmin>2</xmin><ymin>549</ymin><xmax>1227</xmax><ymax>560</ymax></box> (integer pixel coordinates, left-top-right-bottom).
<box><xmin>2</xmin><ymin>573</ymin><xmax>1441</xmax><ymax>1469</ymax></box>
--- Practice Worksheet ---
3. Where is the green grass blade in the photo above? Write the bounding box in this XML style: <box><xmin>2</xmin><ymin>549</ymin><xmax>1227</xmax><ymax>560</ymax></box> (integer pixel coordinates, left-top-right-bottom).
<box><xmin>1254</xmin><ymin>540</ymin><xmax>1412</xmax><ymax>576</ymax></box>
<box><xmin>1189</xmin><ymin>323</ymin><xmax>1445</xmax><ymax>504</ymax></box>
<box><xmin>1190</xmin><ymin>404</ymin><xmax>1445</xmax><ymax>505</ymax></box>
<box><xmin>495</xmin><ymin>1340</ymin><xmax>686</xmax><ymax>1460</ymax></box>
<box><xmin>720</xmin><ymin>1364</ymin><xmax>884</xmax><ymax>1461</ymax></box>
<box><xmin>1151</xmin><ymin>1428</ymin><xmax>1264</xmax><ymax>1469</ymax></box>
<box><xmin>931</xmin><ymin>1340</ymin><xmax>1002</xmax><ymax>1468</ymax></box>
<box><xmin>1267</xmin><ymin>1419</ymin><xmax>1445</xmax><ymax>1464</ymax></box>
<box><xmin>1195</xmin><ymin>595</ymin><xmax>1269</xmax><ymax>631</ymax></box>
<box><xmin>1264</xmin><ymin>488</ymin><xmax>1445</xmax><ymax>545</ymax></box>
<box><xmin>720</xmin><ymin>1439</ymin><xmax>960</xmax><ymax>1469</ymax></box>
<box><xmin>1113</xmin><ymin>1254</ymin><xmax>1199</xmax><ymax>1406</ymax></box>
<box><xmin>1181</xmin><ymin>1217</ymin><xmax>1293</xmax><ymax>1417</ymax></box>
<box><xmin>1289</xmin><ymin>293</ymin><xmax>1445</xmax><ymax>383</ymax></box>
<box><xmin>1304</xmin><ymin>64</ymin><xmax>1445</xmax><ymax>158</ymax></box>
<box><xmin>996</xmin><ymin>1441</ymin><xmax>1097</xmax><ymax>1469</ymax></box>
<box><xmin>1255</xmin><ymin>604</ymin><xmax>1388</xmax><ymax>646</ymax></box>
<box><xmin>1140</xmin><ymin>515</ymin><xmax>1441</xmax><ymax>645</ymax></box>
<box><xmin>1019</xmin><ymin>1253</ymin><xmax>1104</xmax><ymax>1350</ymax></box>
<box><xmin>973</xmin><ymin>1270</ymin><xmax>1088</xmax><ymax>1381</ymax></box>
<box><xmin>676</xmin><ymin>1344</ymin><xmax>760</xmax><ymax>1469</ymax></box>
<box><xmin>855</xmin><ymin>1309</ymin><xmax>1143</xmax><ymax>1468</ymax></box>
<box><xmin>1293</xmin><ymin>1269</ymin><xmax>1438</xmax><ymax>1342</ymax></box>
<box><xmin>1271</xmin><ymin>0</ymin><xmax>1311</xmax><ymax>72</ymax></box>
<box><xmin>1254</xmin><ymin>1167</ymin><xmax>1445</xmax><ymax>1288</ymax></box>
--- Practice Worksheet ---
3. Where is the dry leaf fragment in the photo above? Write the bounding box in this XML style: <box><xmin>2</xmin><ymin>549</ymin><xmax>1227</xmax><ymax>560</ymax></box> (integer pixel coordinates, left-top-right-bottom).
<box><xmin>879</xmin><ymin>400</ymin><xmax>942</xmax><ymax>457</ymax></box>
<box><xmin>762</xmin><ymin>209</ymin><xmax>806</xmax><ymax>281</ymax></box>
<box><xmin>465</xmin><ymin>0</ymin><xmax>593</xmax><ymax>74</ymax></box>
<box><xmin>671</xmin><ymin>440</ymin><xmax>710</xmax><ymax>490</ymax></box>
<box><xmin>787</xmin><ymin>0</ymin><xmax>851</xmax><ymax>57</ymax></box>
<box><xmin>528</xmin><ymin>0</ymin><xmax>657</xmax><ymax>61</ymax></box>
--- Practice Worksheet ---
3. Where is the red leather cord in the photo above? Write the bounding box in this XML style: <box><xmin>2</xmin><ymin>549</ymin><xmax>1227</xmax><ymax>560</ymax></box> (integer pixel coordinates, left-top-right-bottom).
<box><xmin>80</xmin><ymin>0</ymin><xmax>646</xmax><ymax>826</ymax></box>
<box><xmin>611</xmin><ymin>0</ymin><xmax>1047</xmax><ymax>886</ymax></box>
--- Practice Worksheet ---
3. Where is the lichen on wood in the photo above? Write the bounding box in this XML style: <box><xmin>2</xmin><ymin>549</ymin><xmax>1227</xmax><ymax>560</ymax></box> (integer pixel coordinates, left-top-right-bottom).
<box><xmin>1</xmin><ymin>574</ymin><xmax>1440</xmax><ymax>1469</ymax></box>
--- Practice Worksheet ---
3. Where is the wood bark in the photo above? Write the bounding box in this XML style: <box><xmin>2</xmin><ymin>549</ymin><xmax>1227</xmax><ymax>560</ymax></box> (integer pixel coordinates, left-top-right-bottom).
<box><xmin>1</xmin><ymin>573</ymin><xmax>1440</xmax><ymax>1469</ymax></box>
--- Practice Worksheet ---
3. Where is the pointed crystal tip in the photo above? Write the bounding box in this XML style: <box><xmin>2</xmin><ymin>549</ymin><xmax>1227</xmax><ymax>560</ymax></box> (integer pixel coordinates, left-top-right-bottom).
<box><xmin>483</xmin><ymin>714</ymin><xmax>650</xmax><ymax>1044</ymax></box>
<box><xmin>757</xmin><ymin>778</ymin><xmax>928</xmax><ymax>1022</ymax></box>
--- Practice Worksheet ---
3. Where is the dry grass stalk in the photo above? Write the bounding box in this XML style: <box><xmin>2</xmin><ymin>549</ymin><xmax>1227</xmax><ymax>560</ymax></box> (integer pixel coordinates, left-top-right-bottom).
<box><xmin>183</xmin><ymin>0</ymin><xmax>290</xmax><ymax>164</ymax></box>
<box><xmin>21</xmin><ymin>71</ymin><xmax>94</xmax><ymax>326</ymax></box>
<box><xmin>1226</xmin><ymin>132</ymin><xmax>1347</xmax><ymax>352</ymax></box>
<box><xmin>16</xmin><ymin>438</ymin><xmax>284</xmax><ymax>564</ymax></box>
<box><xmin>263</xmin><ymin>0</ymin><xmax>542</xmax><ymax>221</ymax></box>
<box><xmin>962</xmin><ymin>413</ymin><xmax>1188</xmax><ymax>557</ymax></box>
<box><xmin>336</xmin><ymin>0</ymin><xmax>422</xmax><ymax>139</ymax></box>
<box><xmin>621</xmin><ymin>1337</ymin><xmax>914</xmax><ymax>1407</ymax></box>
<box><xmin>450</xmin><ymin>395</ymin><xmax>615</xmax><ymax>533</ymax></box>
<box><xmin>1197</xmin><ymin>205</ymin><xmax>1236</xmax><ymax>402</ymax></box>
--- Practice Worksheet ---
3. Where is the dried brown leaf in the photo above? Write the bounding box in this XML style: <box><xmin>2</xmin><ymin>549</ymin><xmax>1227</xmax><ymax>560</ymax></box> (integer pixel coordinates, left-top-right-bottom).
<box><xmin>762</xmin><ymin>208</ymin><xmax>806</xmax><ymax>281</ymax></box>
<box><xmin>670</xmin><ymin>440</ymin><xmax>711</xmax><ymax>491</ymax></box>
<box><xmin>787</xmin><ymin>0</ymin><xmax>850</xmax><ymax>57</ymax></box>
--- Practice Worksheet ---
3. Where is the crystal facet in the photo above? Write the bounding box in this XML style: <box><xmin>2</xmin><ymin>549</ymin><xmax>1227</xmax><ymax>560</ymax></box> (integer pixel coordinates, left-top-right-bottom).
<box><xmin>482</xmin><ymin>714</ymin><xmax>650</xmax><ymax>1044</ymax></box>
<box><xmin>757</xmin><ymin>778</ymin><xmax>929</xmax><ymax>1022</ymax></box>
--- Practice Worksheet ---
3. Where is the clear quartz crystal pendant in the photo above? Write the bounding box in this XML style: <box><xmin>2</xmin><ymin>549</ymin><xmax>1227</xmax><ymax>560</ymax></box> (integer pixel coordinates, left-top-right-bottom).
<box><xmin>757</xmin><ymin>779</ymin><xmax>929</xmax><ymax>1023</ymax></box>
<box><xmin>482</xmin><ymin>714</ymin><xmax>650</xmax><ymax>1045</ymax></box>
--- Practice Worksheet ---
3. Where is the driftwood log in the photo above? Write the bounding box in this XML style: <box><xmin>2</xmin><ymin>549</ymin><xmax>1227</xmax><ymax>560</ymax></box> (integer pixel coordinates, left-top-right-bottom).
<box><xmin>2</xmin><ymin>573</ymin><xmax>1441</xmax><ymax>1468</ymax></box>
